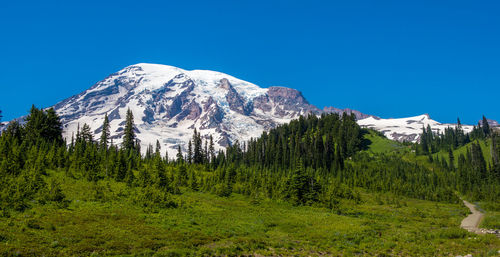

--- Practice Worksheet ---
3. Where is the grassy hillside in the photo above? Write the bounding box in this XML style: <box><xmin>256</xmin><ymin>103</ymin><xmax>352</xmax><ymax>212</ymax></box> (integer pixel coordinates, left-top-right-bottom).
<box><xmin>363</xmin><ymin>130</ymin><xmax>407</xmax><ymax>154</ymax></box>
<box><xmin>0</xmin><ymin>169</ymin><xmax>498</xmax><ymax>256</ymax></box>
<box><xmin>432</xmin><ymin>139</ymin><xmax>493</xmax><ymax>167</ymax></box>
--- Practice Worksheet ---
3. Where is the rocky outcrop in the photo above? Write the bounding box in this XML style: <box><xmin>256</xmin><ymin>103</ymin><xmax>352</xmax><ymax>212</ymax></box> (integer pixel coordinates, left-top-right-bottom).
<box><xmin>323</xmin><ymin>106</ymin><xmax>376</xmax><ymax>120</ymax></box>
<box><xmin>200</xmin><ymin>97</ymin><xmax>224</xmax><ymax>129</ymax></box>
<box><xmin>266</xmin><ymin>86</ymin><xmax>319</xmax><ymax>115</ymax></box>
<box><xmin>221</xmin><ymin>79</ymin><xmax>252</xmax><ymax>115</ymax></box>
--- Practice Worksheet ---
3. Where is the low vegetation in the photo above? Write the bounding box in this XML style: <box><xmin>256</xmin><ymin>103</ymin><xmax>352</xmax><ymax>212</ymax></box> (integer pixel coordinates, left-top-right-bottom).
<box><xmin>0</xmin><ymin>169</ymin><xmax>498</xmax><ymax>256</ymax></box>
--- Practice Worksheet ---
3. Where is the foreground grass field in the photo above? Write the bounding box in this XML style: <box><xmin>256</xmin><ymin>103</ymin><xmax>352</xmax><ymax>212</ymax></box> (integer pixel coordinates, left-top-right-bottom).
<box><xmin>478</xmin><ymin>202</ymin><xmax>500</xmax><ymax>230</ymax></box>
<box><xmin>0</xmin><ymin>170</ymin><xmax>499</xmax><ymax>256</ymax></box>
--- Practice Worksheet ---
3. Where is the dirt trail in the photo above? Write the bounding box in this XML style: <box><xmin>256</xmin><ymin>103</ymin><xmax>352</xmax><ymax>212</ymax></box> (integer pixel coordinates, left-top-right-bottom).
<box><xmin>460</xmin><ymin>200</ymin><xmax>484</xmax><ymax>234</ymax></box>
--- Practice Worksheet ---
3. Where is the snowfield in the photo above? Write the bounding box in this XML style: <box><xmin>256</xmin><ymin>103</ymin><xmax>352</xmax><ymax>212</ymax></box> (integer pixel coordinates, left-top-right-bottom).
<box><xmin>357</xmin><ymin>114</ymin><xmax>474</xmax><ymax>142</ymax></box>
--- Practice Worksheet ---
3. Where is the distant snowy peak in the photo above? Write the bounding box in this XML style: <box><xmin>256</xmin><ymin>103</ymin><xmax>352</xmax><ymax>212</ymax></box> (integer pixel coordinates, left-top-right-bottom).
<box><xmin>357</xmin><ymin>114</ymin><xmax>474</xmax><ymax>142</ymax></box>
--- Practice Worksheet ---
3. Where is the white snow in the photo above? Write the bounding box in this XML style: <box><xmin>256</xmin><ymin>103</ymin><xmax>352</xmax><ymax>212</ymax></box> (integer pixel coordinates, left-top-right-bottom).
<box><xmin>357</xmin><ymin>114</ymin><xmax>474</xmax><ymax>142</ymax></box>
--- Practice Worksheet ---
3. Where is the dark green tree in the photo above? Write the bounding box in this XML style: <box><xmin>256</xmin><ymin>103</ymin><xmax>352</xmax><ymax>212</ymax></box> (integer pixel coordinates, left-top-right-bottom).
<box><xmin>482</xmin><ymin>115</ymin><xmax>490</xmax><ymax>137</ymax></box>
<box><xmin>79</xmin><ymin>123</ymin><xmax>94</xmax><ymax>143</ymax></box>
<box><xmin>24</xmin><ymin>105</ymin><xmax>63</xmax><ymax>145</ymax></box>
<box><xmin>155</xmin><ymin>139</ymin><xmax>161</xmax><ymax>157</ymax></box>
<box><xmin>289</xmin><ymin>159</ymin><xmax>309</xmax><ymax>205</ymax></box>
<box><xmin>122</xmin><ymin>109</ymin><xmax>136</xmax><ymax>152</ymax></box>
<box><xmin>187</xmin><ymin>140</ymin><xmax>193</xmax><ymax>164</ymax></box>
<box><xmin>100</xmin><ymin>113</ymin><xmax>110</xmax><ymax>150</ymax></box>
<box><xmin>448</xmin><ymin>148</ymin><xmax>455</xmax><ymax>170</ymax></box>
<box><xmin>176</xmin><ymin>145</ymin><xmax>184</xmax><ymax>164</ymax></box>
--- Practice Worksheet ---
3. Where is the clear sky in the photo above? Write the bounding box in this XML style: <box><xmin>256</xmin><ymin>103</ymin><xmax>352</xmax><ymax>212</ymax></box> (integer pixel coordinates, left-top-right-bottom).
<box><xmin>0</xmin><ymin>0</ymin><xmax>499</xmax><ymax>124</ymax></box>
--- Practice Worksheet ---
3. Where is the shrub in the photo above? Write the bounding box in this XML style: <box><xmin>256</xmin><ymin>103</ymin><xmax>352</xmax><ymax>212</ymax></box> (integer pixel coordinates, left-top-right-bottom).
<box><xmin>133</xmin><ymin>187</ymin><xmax>177</xmax><ymax>210</ymax></box>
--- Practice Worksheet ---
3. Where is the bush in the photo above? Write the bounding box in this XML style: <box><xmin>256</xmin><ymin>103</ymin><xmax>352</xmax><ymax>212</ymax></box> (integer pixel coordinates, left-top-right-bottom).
<box><xmin>133</xmin><ymin>186</ymin><xmax>177</xmax><ymax>210</ymax></box>
<box><xmin>214</xmin><ymin>183</ymin><xmax>232</xmax><ymax>197</ymax></box>
<box><xmin>41</xmin><ymin>178</ymin><xmax>69</xmax><ymax>208</ymax></box>
<box><xmin>438</xmin><ymin>228</ymin><xmax>468</xmax><ymax>239</ymax></box>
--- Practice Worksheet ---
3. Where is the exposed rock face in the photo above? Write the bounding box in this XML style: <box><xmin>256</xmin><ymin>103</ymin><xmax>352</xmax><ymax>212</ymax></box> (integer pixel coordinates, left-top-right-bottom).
<box><xmin>199</xmin><ymin>97</ymin><xmax>224</xmax><ymax>129</ymax></box>
<box><xmin>323</xmin><ymin>106</ymin><xmax>377</xmax><ymax>120</ymax></box>
<box><xmin>223</xmin><ymin>78</ymin><xmax>252</xmax><ymax>115</ymax></box>
<box><xmin>266</xmin><ymin>87</ymin><xmax>320</xmax><ymax>116</ymax></box>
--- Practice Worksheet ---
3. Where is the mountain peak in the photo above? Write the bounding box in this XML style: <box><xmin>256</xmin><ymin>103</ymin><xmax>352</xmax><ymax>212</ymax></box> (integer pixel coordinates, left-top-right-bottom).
<box><xmin>52</xmin><ymin>63</ymin><xmax>360</xmax><ymax>156</ymax></box>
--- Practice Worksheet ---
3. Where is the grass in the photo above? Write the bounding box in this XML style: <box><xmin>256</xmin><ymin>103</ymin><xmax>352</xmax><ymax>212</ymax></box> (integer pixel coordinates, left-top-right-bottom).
<box><xmin>478</xmin><ymin>201</ymin><xmax>500</xmax><ymax>230</ymax></box>
<box><xmin>0</xmin><ymin>170</ymin><xmax>499</xmax><ymax>256</ymax></box>
<box><xmin>363</xmin><ymin>130</ymin><xmax>407</xmax><ymax>154</ymax></box>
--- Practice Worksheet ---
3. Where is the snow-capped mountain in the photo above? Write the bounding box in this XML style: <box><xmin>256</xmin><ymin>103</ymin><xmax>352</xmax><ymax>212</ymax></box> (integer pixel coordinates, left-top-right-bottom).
<box><xmin>358</xmin><ymin>114</ymin><xmax>474</xmax><ymax>142</ymax></box>
<box><xmin>3</xmin><ymin>63</ymin><xmax>488</xmax><ymax>155</ymax></box>
<box><xmin>53</xmin><ymin>63</ymin><xmax>364</xmax><ymax>157</ymax></box>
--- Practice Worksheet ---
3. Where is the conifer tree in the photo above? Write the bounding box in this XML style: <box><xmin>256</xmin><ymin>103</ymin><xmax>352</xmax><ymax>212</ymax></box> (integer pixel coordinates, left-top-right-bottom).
<box><xmin>482</xmin><ymin>115</ymin><xmax>490</xmax><ymax>137</ymax></box>
<box><xmin>155</xmin><ymin>139</ymin><xmax>161</xmax><ymax>157</ymax></box>
<box><xmin>289</xmin><ymin>159</ymin><xmax>308</xmax><ymax>205</ymax></box>
<box><xmin>24</xmin><ymin>105</ymin><xmax>63</xmax><ymax>145</ymax></box>
<box><xmin>126</xmin><ymin>167</ymin><xmax>135</xmax><ymax>187</ymax></box>
<box><xmin>209</xmin><ymin>135</ymin><xmax>215</xmax><ymax>164</ymax></box>
<box><xmin>492</xmin><ymin>133</ymin><xmax>499</xmax><ymax>168</ymax></box>
<box><xmin>122</xmin><ymin>108</ymin><xmax>136</xmax><ymax>152</ymax></box>
<box><xmin>176</xmin><ymin>145</ymin><xmax>184</xmax><ymax>164</ymax></box>
<box><xmin>100</xmin><ymin>113</ymin><xmax>110</xmax><ymax>150</ymax></box>
<box><xmin>204</xmin><ymin>138</ymin><xmax>208</xmax><ymax>164</ymax></box>
<box><xmin>420</xmin><ymin>126</ymin><xmax>429</xmax><ymax>154</ymax></box>
<box><xmin>177</xmin><ymin>165</ymin><xmax>188</xmax><ymax>186</ymax></box>
<box><xmin>79</xmin><ymin>123</ymin><xmax>93</xmax><ymax>143</ymax></box>
<box><xmin>193</xmin><ymin>129</ymin><xmax>203</xmax><ymax>164</ymax></box>
<box><xmin>187</xmin><ymin>140</ymin><xmax>193</xmax><ymax>164</ymax></box>
<box><xmin>189</xmin><ymin>171</ymin><xmax>199</xmax><ymax>191</ymax></box>
<box><xmin>448</xmin><ymin>148</ymin><xmax>455</xmax><ymax>170</ymax></box>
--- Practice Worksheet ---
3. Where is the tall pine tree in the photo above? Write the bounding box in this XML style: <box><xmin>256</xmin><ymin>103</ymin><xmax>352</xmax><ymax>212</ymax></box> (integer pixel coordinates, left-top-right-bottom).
<box><xmin>482</xmin><ymin>115</ymin><xmax>490</xmax><ymax>137</ymax></box>
<box><xmin>100</xmin><ymin>113</ymin><xmax>110</xmax><ymax>150</ymax></box>
<box><xmin>122</xmin><ymin>109</ymin><xmax>136</xmax><ymax>152</ymax></box>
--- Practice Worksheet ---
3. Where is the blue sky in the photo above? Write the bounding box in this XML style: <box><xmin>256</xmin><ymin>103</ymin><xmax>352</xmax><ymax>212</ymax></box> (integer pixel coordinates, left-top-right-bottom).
<box><xmin>0</xmin><ymin>0</ymin><xmax>499</xmax><ymax>124</ymax></box>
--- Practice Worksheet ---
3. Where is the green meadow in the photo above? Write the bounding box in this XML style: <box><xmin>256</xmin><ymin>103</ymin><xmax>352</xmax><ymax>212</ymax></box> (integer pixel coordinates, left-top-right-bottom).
<box><xmin>0</xmin><ymin>169</ymin><xmax>498</xmax><ymax>256</ymax></box>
